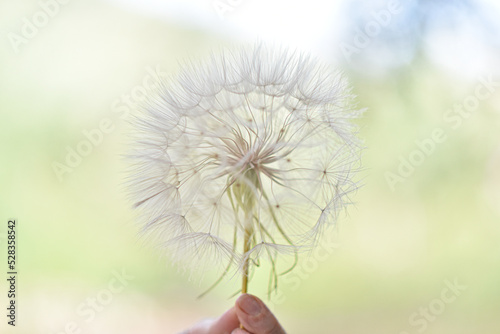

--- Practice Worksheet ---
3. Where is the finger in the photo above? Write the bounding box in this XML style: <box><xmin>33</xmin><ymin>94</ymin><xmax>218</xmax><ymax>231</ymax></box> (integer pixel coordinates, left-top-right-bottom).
<box><xmin>235</xmin><ymin>294</ymin><xmax>286</xmax><ymax>334</ymax></box>
<box><xmin>208</xmin><ymin>307</ymin><xmax>240</xmax><ymax>334</ymax></box>
<box><xmin>179</xmin><ymin>318</ymin><xmax>213</xmax><ymax>334</ymax></box>
<box><xmin>231</xmin><ymin>329</ymin><xmax>251</xmax><ymax>334</ymax></box>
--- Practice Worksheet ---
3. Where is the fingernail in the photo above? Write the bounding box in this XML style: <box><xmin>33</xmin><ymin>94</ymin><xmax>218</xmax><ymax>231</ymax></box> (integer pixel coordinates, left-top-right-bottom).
<box><xmin>239</xmin><ymin>294</ymin><xmax>262</xmax><ymax>316</ymax></box>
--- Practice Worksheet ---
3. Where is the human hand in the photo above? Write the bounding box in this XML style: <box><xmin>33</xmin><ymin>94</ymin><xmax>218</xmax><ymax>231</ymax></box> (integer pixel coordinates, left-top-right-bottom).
<box><xmin>181</xmin><ymin>293</ymin><xmax>286</xmax><ymax>334</ymax></box>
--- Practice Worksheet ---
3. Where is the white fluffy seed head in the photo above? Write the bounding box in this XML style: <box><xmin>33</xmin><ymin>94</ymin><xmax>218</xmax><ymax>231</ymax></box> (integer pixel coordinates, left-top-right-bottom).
<box><xmin>127</xmin><ymin>43</ymin><xmax>363</xmax><ymax>286</ymax></box>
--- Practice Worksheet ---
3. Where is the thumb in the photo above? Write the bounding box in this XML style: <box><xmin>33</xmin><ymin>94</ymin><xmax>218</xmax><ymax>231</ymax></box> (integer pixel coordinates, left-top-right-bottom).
<box><xmin>234</xmin><ymin>294</ymin><xmax>286</xmax><ymax>334</ymax></box>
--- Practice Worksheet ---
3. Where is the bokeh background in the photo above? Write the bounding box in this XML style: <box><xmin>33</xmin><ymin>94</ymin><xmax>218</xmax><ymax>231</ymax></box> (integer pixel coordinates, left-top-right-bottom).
<box><xmin>1</xmin><ymin>0</ymin><xmax>500</xmax><ymax>333</ymax></box>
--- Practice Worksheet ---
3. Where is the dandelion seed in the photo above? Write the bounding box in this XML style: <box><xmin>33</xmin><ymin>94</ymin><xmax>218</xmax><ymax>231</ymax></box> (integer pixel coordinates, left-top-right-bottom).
<box><xmin>127</xmin><ymin>43</ymin><xmax>363</xmax><ymax>299</ymax></box>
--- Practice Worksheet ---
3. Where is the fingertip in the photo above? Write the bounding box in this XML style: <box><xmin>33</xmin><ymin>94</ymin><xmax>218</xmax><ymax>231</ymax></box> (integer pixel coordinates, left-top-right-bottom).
<box><xmin>236</xmin><ymin>294</ymin><xmax>263</xmax><ymax>316</ymax></box>
<box><xmin>235</xmin><ymin>294</ymin><xmax>285</xmax><ymax>334</ymax></box>
<box><xmin>208</xmin><ymin>307</ymin><xmax>240</xmax><ymax>334</ymax></box>
<box><xmin>231</xmin><ymin>328</ymin><xmax>251</xmax><ymax>334</ymax></box>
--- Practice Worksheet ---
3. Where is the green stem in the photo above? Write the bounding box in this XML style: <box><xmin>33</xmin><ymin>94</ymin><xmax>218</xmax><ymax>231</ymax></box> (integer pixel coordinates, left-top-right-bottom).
<box><xmin>240</xmin><ymin>225</ymin><xmax>252</xmax><ymax>330</ymax></box>
<box><xmin>241</xmin><ymin>226</ymin><xmax>251</xmax><ymax>294</ymax></box>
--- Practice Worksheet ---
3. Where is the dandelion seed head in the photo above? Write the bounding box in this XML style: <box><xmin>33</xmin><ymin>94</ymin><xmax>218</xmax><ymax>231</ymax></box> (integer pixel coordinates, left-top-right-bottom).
<box><xmin>127</xmin><ymin>43</ymin><xmax>363</xmax><ymax>286</ymax></box>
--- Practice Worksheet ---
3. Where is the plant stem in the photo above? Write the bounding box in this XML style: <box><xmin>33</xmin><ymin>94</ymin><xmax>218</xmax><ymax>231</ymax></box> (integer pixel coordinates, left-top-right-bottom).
<box><xmin>241</xmin><ymin>226</ymin><xmax>251</xmax><ymax>294</ymax></box>
<box><xmin>240</xmin><ymin>225</ymin><xmax>252</xmax><ymax>330</ymax></box>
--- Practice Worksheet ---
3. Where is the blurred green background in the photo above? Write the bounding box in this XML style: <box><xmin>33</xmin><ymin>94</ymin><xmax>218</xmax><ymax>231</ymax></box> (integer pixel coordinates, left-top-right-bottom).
<box><xmin>1</xmin><ymin>0</ymin><xmax>499</xmax><ymax>333</ymax></box>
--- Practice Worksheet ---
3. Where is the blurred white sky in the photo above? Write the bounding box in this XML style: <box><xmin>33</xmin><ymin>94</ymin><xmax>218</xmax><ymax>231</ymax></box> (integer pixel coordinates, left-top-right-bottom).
<box><xmin>103</xmin><ymin>0</ymin><xmax>345</xmax><ymax>57</ymax></box>
<box><xmin>104</xmin><ymin>0</ymin><xmax>500</xmax><ymax>77</ymax></box>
